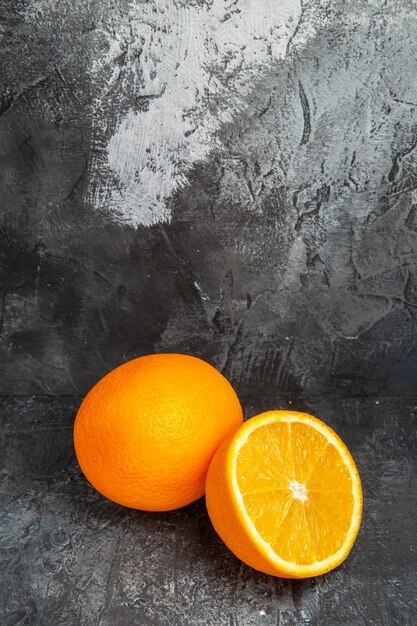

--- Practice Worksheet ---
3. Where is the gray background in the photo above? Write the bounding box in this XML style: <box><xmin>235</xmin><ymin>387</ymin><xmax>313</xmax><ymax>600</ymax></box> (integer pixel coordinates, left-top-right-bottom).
<box><xmin>1</xmin><ymin>0</ymin><xmax>416</xmax><ymax>624</ymax></box>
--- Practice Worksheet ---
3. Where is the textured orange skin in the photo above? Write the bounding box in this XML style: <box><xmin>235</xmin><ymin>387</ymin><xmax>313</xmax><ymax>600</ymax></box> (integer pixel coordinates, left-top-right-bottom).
<box><xmin>206</xmin><ymin>432</ymin><xmax>285</xmax><ymax>577</ymax></box>
<box><xmin>74</xmin><ymin>354</ymin><xmax>243</xmax><ymax>511</ymax></box>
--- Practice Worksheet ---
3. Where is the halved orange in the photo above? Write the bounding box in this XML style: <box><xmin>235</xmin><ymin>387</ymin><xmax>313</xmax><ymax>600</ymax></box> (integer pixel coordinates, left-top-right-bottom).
<box><xmin>205</xmin><ymin>410</ymin><xmax>362</xmax><ymax>578</ymax></box>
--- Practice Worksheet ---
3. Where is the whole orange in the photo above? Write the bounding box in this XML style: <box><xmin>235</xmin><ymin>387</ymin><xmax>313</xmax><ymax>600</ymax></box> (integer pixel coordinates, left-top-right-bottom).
<box><xmin>73</xmin><ymin>353</ymin><xmax>243</xmax><ymax>511</ymax></box>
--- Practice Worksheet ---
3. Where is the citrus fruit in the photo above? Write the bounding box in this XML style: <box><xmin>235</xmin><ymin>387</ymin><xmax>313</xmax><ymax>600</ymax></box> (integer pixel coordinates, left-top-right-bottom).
<box><xmin>206</xmin><ymin>410</ymin><xmax>362</xmax><ymax>578</ymax></box>
<box><xmin>74</xmin><ymin>354</ymin><xmax>243</xmax><ymax>511</ymax></box>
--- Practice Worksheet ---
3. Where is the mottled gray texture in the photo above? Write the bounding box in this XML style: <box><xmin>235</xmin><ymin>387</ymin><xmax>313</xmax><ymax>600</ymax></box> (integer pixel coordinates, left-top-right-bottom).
<box><xmin>0</xmin><ymin>0</ymin><xmax>416</xmax><ymax>397</ymax></box>
<box><xmin>1</xmin><ymin>395</ymin><xmax>416</xmax><ymax>625</ymax></box>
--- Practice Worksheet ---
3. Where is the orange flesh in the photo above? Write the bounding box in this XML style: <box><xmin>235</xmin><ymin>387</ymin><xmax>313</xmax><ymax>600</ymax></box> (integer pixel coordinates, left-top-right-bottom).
<box><xmin>237</xmin><ymin>422</ymin><xmax>354</xmax><ymax>565</ymax></box>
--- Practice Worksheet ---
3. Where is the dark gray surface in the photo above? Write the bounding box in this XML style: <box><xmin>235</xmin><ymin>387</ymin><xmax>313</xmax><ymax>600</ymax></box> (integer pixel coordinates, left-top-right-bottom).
<box><xmin>1</xmin><ymin>0</ymin><xmax>417</xmax><ymax>624</ymax></box>
<box><xmin>1</xmin><ymin>0</ymin><xmax>417</xmax><ymax>397</ymax></box>
<box><xmin>1</xmin><ymin>395</ymin><xmax>416</xmax><ymax>625</ymax></box>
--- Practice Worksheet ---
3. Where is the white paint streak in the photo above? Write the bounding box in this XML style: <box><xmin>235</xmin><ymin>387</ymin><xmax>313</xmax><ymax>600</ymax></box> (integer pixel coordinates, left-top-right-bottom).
<box><xmin>89</xmin><ymin>0</ymin><xmax>303</xmax><ymax>226</ymax></box>
<box><xmin>193</xmin><ymin>281</ymin><xmax>210</xmax><ymax>301</ymax></box>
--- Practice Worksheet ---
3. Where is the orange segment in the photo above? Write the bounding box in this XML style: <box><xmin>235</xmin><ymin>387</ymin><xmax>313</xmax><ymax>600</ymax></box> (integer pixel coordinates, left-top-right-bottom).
<box><xmin>243</xmin><ymin>490</ymin><xmax>293</xmax><ymax>544</ymax></box>
<box><xmin>205</xmin><ymin>410</ymin><xmax>362</xmax><ymax>578</ymax></box>
<box><xmin>290</xmin><ymin>421</ymin><xmax>329</xmax><ymax>483</ymax></box>
<box><xmin>303</xmin><ymin>499</ymin><xmax>345</xmax><ymax>560</ymax></box>
<box><xmin>237</xmin><ymin>422</ymin><xmax>292</xmax><ymax>494</ymax></box>
<box><xmin>307</xmin><ymin>443</ymin><xmax>353</xmax><ymax>492</ymax></box>
<box><xmin>271</xmin><ymin>499</ymin><xmax>317</xmax><ymax>564</ymax></box>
